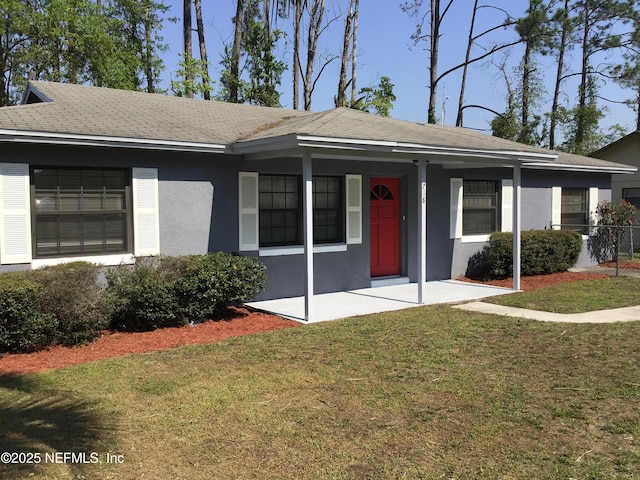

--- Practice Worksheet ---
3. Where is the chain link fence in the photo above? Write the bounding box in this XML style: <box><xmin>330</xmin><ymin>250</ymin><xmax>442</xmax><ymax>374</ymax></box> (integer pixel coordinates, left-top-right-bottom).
<box><xmin>550</xmin><ymin>224</ymin><xmax>640</xmax><ymax>277</ymax></box>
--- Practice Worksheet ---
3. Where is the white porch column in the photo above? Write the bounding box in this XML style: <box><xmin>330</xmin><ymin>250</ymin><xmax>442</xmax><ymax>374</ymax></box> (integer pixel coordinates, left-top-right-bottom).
<box><xmin>512</xmin><ymin>163</ymin><xmax>522</xmax><ymax>291</ymax></box>
<box><xmin>303</xmin><ymin>152</ymin><xmax>314</xmax><ymax>321</ymax></box>
<box><xmin>417</xmin><ymin>159</ymin><xmax>427</xmax><ymax>304</ymax></box>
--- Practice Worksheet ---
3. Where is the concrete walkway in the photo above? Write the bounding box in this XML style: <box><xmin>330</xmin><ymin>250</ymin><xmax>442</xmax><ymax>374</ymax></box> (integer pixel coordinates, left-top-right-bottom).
<box><xmin>455</xmin><ymin>302</ymin><xmax>640</xmax><ymax>323</ymax></box>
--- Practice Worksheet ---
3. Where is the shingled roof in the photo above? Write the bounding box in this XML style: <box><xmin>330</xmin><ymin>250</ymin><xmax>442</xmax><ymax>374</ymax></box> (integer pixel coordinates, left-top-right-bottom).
<box><xmin>0</xmin><ymin>81</ymin><xmax>309</xmax><ymax>149</ymax></box>
<box><xmin>0</xmin><ymin>81</ymin><xmax>634</xmax><ymax>173</ymax></box>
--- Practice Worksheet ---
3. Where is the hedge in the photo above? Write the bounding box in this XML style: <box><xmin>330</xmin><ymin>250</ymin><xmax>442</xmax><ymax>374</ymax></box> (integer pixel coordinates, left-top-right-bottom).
<box><xmin>478</xmin><ymin>229</ymin><xmax>583</xmax><ymax>279</ymax></box>
<box><xmin>0</xmin><ymin>273</ymin><xmax>56</xmax><ymax>353</ymax></box>
<box><xmin>0</xmin><ymin>263</ymin><xmax>109</xmax><ymax>353</ymax></box>
<box><xmin>106</xmin><ymin>253</ymin><xmax>266</xmax><ymax>332</ymax></box>
<box><xmin>30</xmin><ymin>262</ymin><xmax>110</xmax><ymax>346</ymax></box>
<box><xmin>0</xmin><ymin>253</ymin><xmax>267</xmax><ymax>352</ymax></box>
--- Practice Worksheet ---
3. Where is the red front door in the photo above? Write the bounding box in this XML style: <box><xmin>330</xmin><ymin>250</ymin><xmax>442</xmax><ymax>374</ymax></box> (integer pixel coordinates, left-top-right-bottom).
<box><xmin>370</xmin><ymin>177</ymin><xmax>401</xmax><ymax>277</ymax></box>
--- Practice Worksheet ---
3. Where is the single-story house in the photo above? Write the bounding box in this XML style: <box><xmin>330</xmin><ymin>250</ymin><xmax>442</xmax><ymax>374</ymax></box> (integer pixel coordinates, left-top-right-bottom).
<box><xmin>592</xmin><ymin>131</ymin><xmax>640</xmax><ymax>210</ymax></box>
<box><xmin>0</xmin><ymin>82</ymin><xmax>635</xmax><ymax>320</ymax></box>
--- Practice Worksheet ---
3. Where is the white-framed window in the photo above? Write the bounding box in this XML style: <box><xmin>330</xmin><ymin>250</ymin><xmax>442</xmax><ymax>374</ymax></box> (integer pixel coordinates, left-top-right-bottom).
<box><xmin>450</xmin><ymin>177</ymin><xmax>513</xmax><ymax>241</ymax></box>
<box><xmin>0</xmin><ymin>163</ymin><xmax>159</xmax><ymax>265</ymax></box>
<box><xmin>239</xmin><ymin>172</ymin><xmax>362</xmax><ymax>252</ymax></box>
<box><xmin>551</xmin><ymin>186</ymin><xmax>598</xmax><ymax>232</ymax></box>
<box><xmin>32</xmin><ymin>167</ymin><xmax>130</xmax><ymax>257</ymax></box>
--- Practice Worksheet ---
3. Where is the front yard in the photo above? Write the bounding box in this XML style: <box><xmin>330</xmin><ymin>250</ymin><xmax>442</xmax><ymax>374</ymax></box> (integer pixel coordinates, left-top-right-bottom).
<box><xmin>1</xmin><ymin>277</ymin><xmax>639</xmax><ymax>479</ymax></box>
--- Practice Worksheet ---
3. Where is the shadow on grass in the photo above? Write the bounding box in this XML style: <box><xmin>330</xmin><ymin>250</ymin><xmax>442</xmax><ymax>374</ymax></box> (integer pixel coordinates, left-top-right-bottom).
<box><xmin>0</xmin><ymin>374</ymin><xmax>114</xmax><ymax>478</ymax></box>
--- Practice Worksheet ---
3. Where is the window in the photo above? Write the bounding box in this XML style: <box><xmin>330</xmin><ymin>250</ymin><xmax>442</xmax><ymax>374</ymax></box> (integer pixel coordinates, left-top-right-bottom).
<box><xmin>561</xmin><ymin>188</ymin><xmax>588</xmax><ymax>232</ymax></box>
<box><xmin>258</xmin><ymin>174</ymin><xmax>343</xmax><ymax>247</ymax></box>
<box><xmin>313</xmin><ymin>176</ymin><xmax>343</xmax><ymax>243</ymax></box>
<box><xmin>259</xmin><ymin>175</ymin><xmax>301</xmax><ymax>247</ymax></box>
<box><xmin>32</xmin><ymin>168</ymin><xmax>130</xmax><ymax>257</ymax></box>
<box><xmin>623</xmin><ymin>188</ymin><xmax>640</xmax><ymax>212</ymax></box>
<box><xmin>462</xmin><ymin>180</ymin><xmax>498</xmax><ymax>235</ymax></box>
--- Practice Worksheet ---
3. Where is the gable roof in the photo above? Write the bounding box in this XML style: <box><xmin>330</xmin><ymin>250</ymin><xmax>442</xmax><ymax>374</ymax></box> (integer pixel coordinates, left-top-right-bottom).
<box><xmin>591</xmin><ymin>131</ymin><xmax>640</xmax><ymax>157</ymax></box>
<box><xmin>0</xmin><ymin>81</ymin><xmax>635</xmax><ymax>173</ymax></box>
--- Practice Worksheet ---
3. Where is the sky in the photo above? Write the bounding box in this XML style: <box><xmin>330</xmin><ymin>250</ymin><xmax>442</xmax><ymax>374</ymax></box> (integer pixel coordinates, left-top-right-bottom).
<box><xmin>157</xmin><ymin>1</ymin><xmax>638</xmax><ymax>139</ymax></box>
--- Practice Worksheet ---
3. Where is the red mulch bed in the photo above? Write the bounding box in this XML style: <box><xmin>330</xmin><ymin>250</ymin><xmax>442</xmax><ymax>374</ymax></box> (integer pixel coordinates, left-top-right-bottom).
<box><xmin>0</xmin><ymin>271</ymin><xmax>614</xmax><ymax>376</ymax></box>
<box><xmin>0</xmin><ymin>307</ymin><xmax>297</xmax><ymax>376</ymax></box>
<box><xmin>600</xmin><ymin>260</ymin><xmax>640</xmax><ymax>270</ymax></box>
<box><xmin>458</xmin><ymin>270</ymin><xmax>609</xmax><ymax>290</ymax></box>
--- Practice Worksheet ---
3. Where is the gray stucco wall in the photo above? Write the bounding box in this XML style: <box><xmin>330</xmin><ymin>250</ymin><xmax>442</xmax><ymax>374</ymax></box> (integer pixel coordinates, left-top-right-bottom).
<box><xmin>0</xmin><ymin>143</ymin><xmax>615</xmax><ymax>300</ymax></box>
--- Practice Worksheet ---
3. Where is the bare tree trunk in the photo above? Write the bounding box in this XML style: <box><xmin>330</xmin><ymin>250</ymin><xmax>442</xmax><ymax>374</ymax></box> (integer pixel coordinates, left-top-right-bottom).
<box><xmin>144</xmin><ymin>5</ymin><xmax>154</xmax><ymax>93</ymax></box>
<box><xmin>183</xmin><ymin>0</ymin><xmax>193</xmax><ymax>98</ymax></box>
<box><xmin>303</xmin><ymin>0</ymin><xmax>325</xmax><ymax>110</ymax></box>
<box><xmin>336</xmin><ymin>0</ymin><xmax>353</xmax><ymax>107</ymax></box>
<box><xmin>194</xmin><ymin>0</ymin><xmax>210</xmax><ymax>100</ymax></box>
<box><xmin>231</xmin><ymin>0</ymin><xmax>244</xmax><ymax>103</ymax></box>
<box><xmin>350</xmin><ymin>0</ymin><xmax>359</xmax><ymax>106</ymax></box>
<box><xmin>456</xmin><ymin>0</ymin><xmax>478</xmax><ymax>127</ymax></box>
<box><xmin>521</xmin><ymin>40</ymin><xmax>532</xmax><ymax>140</ymax></box>
<box><xmin>576</xmin><ymin>0</ymin><xmax>590</xmax><ymax>147</ymax></box>
<box><xmin>549</xmin><ymin>0</ymin><xmax>569</xmax><ymax>149</ymax></box>
<box><xmin>292</xmin><ymin>1</ymin><xmax>303</xmax><ymax>109</ymax></box>
<box><xmin>428</xmin><ymin>0</ymin><xmax>439</xmax><ymax>123</ymax></box>
<box><xmin>427</xmin><ymin>0</ymin><xmax>454</xmax><ymax>124</ymax></box>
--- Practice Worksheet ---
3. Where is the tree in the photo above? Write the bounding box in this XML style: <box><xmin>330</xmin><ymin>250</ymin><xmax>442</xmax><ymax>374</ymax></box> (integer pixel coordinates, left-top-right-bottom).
<box><xmin>402</xmin><ymin>0</ymin><xmax>454</xmax><ymax>123</ymax></box>
<box><xmin>515</xmin><ymin>0</ymin><xmax>552</xmax><ymax>144</ymax></box>
<box><xmin>194</xmin><ymin>0</ymin><xmax>210</xmax><ymax>100</ymax></box>
<box><xmin>243</xmin><ymin>0</ymin><xmax>286</xmax><ymax>106</ymax></box>
<box><xmin>170</xmin><ymin>54</ymin><xmax>213</xmax><ymax>98</ymax></box>
<box><xmin>302</xmin><ymin>0</ymin><xmax>326</xmax><ymax>110</ymax></box>
<box><xmin>455</xmin><ymin>3</ymin><xmax>519</xmax><ymax>127</ymax></box>
<box><xmin>229</xmin><ymin>0</ymin><xmax>245</xmax><ymax>103</ymax></box>
<box><xmin>403</xmin><ymin>1</ymin><xmax>518</xmax><ymax>125</ymax></box>
<box><xmin>335</xmin><ymin>0</ymin><xmax>355</xmax><ymax>108</ymax></box>
<box><xmin>349</xmin><ymin>76</ymin><xmax>396</xmax><ymax>116</ymax></box>
<box><xmin>1</xmin><ymin>0</ymin><xmax>169</xmax><ymax>105</ymax></box>
<box><xmin>609</xmin><ymin>5</ymin><xmax>640</xmax><ymax>130</ymax></box>
<box><xmin>571</xmin><ymin>0</ymin><xmax>637</xmax><ymax>150</ymax></box>
<box><xmin>218</xmin><ymin>0</ymin><xmax>285</xmax><ymax>106</ymax></box>
<box><xmin>548</xmin><ymin>0</ymin><xmax>572</xmax><ymax>149</ymax></box>
<box><xmin>0</xmin><ymin>0</ymin><xmax>32</xmax><ymax>105</ymax></box>
<box><xmin>183</xmin><ymin>0</ymin><xmax>193</xmax><ymax>98</ymax></box>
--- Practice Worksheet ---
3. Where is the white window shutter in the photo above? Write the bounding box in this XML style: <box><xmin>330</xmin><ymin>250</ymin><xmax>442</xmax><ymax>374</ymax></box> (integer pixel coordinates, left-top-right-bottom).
<box><xmin>589</xmin><ymin>187</ymin><xmax>599</xmax><ymax>225</ymax></box>
<box><xmin>239</xmin><ymin>172</ymin><xmax>259</xmax><ymax>251</ymax></box>
<box><xmin>551</xmin><ymin>186</ymin><xmax>561</xmax><ymax>229</ymax></box>
<box><xmin>501</xmin><ymin>179</ymin><xmax>513</xmax><ymax>232</ymax></box>
<box><xmin>132</xmin><ymin>167</ymin><xmax>160</xmax><ymax>256</ymax></box>
<box><xmin>345</xmin><ymin>174</ymin><xmax>362</xmax><ymax>244</ymax></box>
<box><xmin>450</xmin><ymin>178</ymin><xmax>463</xmax><ymax>239</ymax></box>
<box><xmin>0</xmin><ymin>163</ymin><xmax>32</xmax><ymax>264</ymax></box>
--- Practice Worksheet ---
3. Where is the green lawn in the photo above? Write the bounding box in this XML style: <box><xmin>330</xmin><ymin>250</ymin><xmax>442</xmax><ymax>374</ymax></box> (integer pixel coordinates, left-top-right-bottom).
<box><xmin>1</xmin><ymin>294</ymin><xmax>640</xmax><ymax>479</ymax></box>
<box><xmin>489</xmin><ymin>277</ymin><xmax>640</xmax><ymax>313</ymax></box>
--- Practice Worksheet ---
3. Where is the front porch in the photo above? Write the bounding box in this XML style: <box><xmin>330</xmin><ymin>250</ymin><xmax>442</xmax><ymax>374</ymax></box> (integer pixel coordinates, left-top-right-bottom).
<box><xmin>246</xmin><ymin>280</ymin><xmax>515</xmax><ymax>323</ymax></box>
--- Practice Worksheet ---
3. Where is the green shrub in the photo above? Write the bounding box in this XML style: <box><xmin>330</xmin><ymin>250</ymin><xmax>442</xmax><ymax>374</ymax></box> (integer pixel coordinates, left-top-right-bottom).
<box><xmin>30</xmin><ymin>262</ymin><xmax>110</xmax><ymax>346</ymax></box>
<box><xmin>479</xmin><ymin>230</ymin><xmax>583</xmax><ymax>279</ymax></box>
<box><xmin>174</xmin><ymin>252</ymin><xmax>267</xmax><ymax>321</ymax></box>
<box><xmin>106</xmin><ymin>253</ymin><xmax>266</xmax><ymax>332</ymax></box>
<box><xmin>105</xmin><ymin>256</ymin><xmax>187</xmax><ymax>332</ymax></box>
<box><xmin>0</xmin><ymin>272</ymin><xmax>56</xmax><ymax>353</ymax></box>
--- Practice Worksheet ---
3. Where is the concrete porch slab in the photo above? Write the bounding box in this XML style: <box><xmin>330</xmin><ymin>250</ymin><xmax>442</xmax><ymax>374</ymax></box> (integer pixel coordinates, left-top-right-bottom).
<box><xmin>246</xmin><ymin>280</ymin><xmax>515</xmax><ymax>323</ymax></box>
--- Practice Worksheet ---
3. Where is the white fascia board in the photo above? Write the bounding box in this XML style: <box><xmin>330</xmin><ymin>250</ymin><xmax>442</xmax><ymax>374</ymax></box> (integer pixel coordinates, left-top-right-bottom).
<box><xmin>234</xmin><ymin>133</ymin><xmax>560</xmax><ymax>164</ymax></box>
<box><xmin>297</xmin><ymin>135</ymin><xmax>397</xmax><ymax>149</ymax></box>
<box><xmin>523</xmin><ymin>162</ymin><xmax>638</xmax><ymax>174</ymax></box>
<box><xmin>0</xmin><ymin>129</ymin><xmax>227</xmax><ymax>153</ymax></box>
<box><xmin>393</xmin><ymin>142</ymin><xmax>558</xmax><ymax>162</ymax></box>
